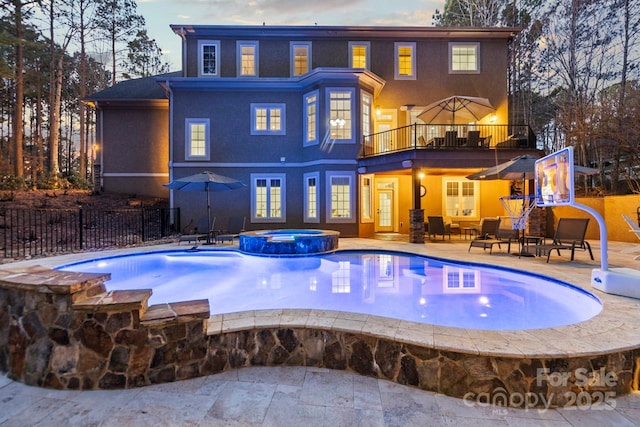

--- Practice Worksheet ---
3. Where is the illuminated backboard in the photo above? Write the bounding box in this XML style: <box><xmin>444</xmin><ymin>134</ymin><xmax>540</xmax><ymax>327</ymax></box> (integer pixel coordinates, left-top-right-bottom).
<box><xmin>534</xmin><ymin>147</ymin><xmax>575</xmax><ymax>207</ymax></box>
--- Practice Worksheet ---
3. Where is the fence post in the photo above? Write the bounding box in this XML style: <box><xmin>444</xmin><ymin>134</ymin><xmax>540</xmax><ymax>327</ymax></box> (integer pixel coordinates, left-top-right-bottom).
<box><xmin>79</xmin><ymin>208</ymin><xmax>83</xmax><ymax>250</ymax></box>
<box><xmin>141</xmin><ymin>209</ymin><xmax>146</xmax><ymax>241</ymax></box>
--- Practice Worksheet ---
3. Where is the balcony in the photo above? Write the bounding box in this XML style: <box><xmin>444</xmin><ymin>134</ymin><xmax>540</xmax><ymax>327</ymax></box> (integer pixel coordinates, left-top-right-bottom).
<box><xmin>359</xmin><ymin>124</ymin><xmax>536</xmax><ymax>158</ymax></box>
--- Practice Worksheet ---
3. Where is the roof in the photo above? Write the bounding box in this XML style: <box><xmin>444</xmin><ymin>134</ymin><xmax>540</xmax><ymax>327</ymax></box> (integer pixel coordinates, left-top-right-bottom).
<box><xmin>171</xmin><ymin>25</ymin><xmax>519</xmax><ymax>40</ymax></box>
<box><xmin>84</xmin><ymin>71</ymin><xmax>181</xmax><ymax>103</ymax></box>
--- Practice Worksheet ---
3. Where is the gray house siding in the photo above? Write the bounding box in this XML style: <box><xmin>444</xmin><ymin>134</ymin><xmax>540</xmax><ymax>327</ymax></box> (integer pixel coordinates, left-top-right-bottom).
<box><xmin>96</xmin><ymin>103</ymin><xmax>169</xmax><ymax>199</ymax></box>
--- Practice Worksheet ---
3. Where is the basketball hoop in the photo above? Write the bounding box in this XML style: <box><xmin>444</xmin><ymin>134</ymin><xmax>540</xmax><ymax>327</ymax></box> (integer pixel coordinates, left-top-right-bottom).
<box><xmin>499</xmin><ymin>195</ymin><xmax>535</xmax><ymax>230</ymax></box>
<box><xmin>500</xmin><ymin>195</ymin><xmax>536</xmax><ymax>257</ymax></box>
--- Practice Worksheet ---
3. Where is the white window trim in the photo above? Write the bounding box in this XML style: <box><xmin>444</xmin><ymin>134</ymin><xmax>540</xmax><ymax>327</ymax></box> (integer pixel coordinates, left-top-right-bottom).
<box><xmin>251</xmin><ymin>103</ymin><xmax>286</xmax><ymax>135</ymax></box>
<box><xmin>360</xmin><ymin>174</ymin><xmax>374</xmax><ymax>224</ymax></box>
<box><xmin>449</xmin><ymin>42</ymin><xmax>480</xmax><ymax>74</ymax></box>
<box><xmin>290</xmin><ymin>41</ymin><xmax>312</xmax><ymax>76</ymax></box>
<box><xmin>303</xmin><ymin>90</ymin><xmax>319</xmax><ymax>147</ymax></box>
<box><xmin>198</xmin><ymin>40</ymin><xmax>220</xmax><ymax>77</ymax></box>
<box><xmin>185</xmin><ymin>118</ymin><xmax>210</xmax><ymax>160</ymax></box>
<box><xmin>237</xmin><ymin>40</ymin><xmax>258</xmax><ymax>77</ymax></box>
<box><xmin>442</xmin><ymin>177</ymin><xmax>480</xmax><ymax>220</ymax></box>
<box><xmin>394</xmin><ymin>42</ymin><xmax>416</xmax><ymax>80</ymax></box>
<box><xmin>325</xmin><ymin>87</ymin><xmax>356</xmax><ymax>144</ymax></box>
<box><xmin>251</xmin><ymin>173</ymin><xmax>286</xmax><ymax>223</ymax></box>
<box><xmin>361</xmin><ymin>90</ymin><xmax>373</xmax><ymax>144</ymax></box>
<box><xmin>326</xmin><ymin>171</ymin><xmax>356</xmax><ymax>224</ymax></box>
<box><xmin>348</xmin><ymin>41</ymin><xmax>370</xmax><ymax>69</ymax></box>
<box><xmin>303</xmin><ymin>172</ymin><xmax>320</xmax><ymax>223</ymax></box>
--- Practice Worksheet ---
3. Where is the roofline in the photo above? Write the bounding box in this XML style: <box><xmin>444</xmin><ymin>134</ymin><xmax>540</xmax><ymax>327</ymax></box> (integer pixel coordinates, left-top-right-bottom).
<box><xmin>156</xmin><ymin>68</ymin><xmax>386</xmax><ymax>95</ymax></box>
<box><xmin>170</xmin><ymin>25</ymin><xmax>519</xmax><ymax>40</ymax></box>
<box><xmin>83</xmin><ymin>99</ymin><xmax>168</xmax><ymax>109</ymax></box>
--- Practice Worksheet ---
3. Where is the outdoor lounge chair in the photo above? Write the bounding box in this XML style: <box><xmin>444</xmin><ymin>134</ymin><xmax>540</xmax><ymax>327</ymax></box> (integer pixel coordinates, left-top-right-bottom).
<box><xmin>468</xmin><ymin>216</ymin><xmax>519</xmax><ymax>254</ymax></box>
<box><xmin>426</xmin><ymin>216</ymin><xmax>451</xmax><ymax>240</ymax></box>
<box><xmin>622</xmin><ymin>214</ymin><xmax>640</xmax><ymax>260</ymax></box>
<box><xmin>215</xmin><ymin>215</ymin><xmax>246</xmax><ymax>244</ymax></box>
<box><xmin>470</xmin><ymin>217</ymin><xmax>499</xmax><ymax>239</ymax></box>
<box><xmin>179</xmin><ymin>217</ymin><xmax>216</xmax><ymax>245</ymax></box>
<box><xmin>528</xmin><ymin>217</ymin><xmax>594</xmax><ymax>263</ymax></box>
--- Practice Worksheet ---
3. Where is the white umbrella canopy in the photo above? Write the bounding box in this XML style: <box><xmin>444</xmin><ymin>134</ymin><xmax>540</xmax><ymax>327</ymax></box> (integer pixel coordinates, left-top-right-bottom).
<box><xmin>164</xmin><ymin>171</ymin><xmax>246</xmax><ymax>244</ymax></box>
<box><xmin>418</xmin><ymin>95</ymin><xmax>495</xmax><ymax>124</ymax></box>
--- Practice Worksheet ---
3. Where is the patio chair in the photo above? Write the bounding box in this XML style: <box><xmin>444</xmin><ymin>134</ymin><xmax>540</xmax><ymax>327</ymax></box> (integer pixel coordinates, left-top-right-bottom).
<box><xmin>179</xmin><ymin>217</ymin><xmax>216</xmax><ymax>245</ymax></box>
<box><xmin>426</xmin><ymin>216</ymin><xmax>451</xmax><ymax>240</ymax></box>
<box><xmin>215</xmin><ymin>215</ymin><xmax>246</xmax><ymax>244</ymax></box>
<box><xmin>528</xmin><ymin>218</ymin><xmax>594</xmax><ymax>263</ymax></box>
<box><xmin>622</xmin><ymin>214</ymin><xmax>640</xmax><ymax>260</ymax></box>
<box><xmin>470</xmin><ymin>217</ymin><xmax>499</xmax><ymax>239</ymax></box>
<box><xmin>464</xmin><ymin>130</ymin><xmax>481</xmax><ymax>147</ymax></box>
<box><xmin>444</xmin><ymin>130</ymin><xmax>458</xmax><ymax>147</ymax></box>
<box><xmin>468</xmin><ymin>216</ymin><xmax>518</xmax><ymax>254</ymax></box>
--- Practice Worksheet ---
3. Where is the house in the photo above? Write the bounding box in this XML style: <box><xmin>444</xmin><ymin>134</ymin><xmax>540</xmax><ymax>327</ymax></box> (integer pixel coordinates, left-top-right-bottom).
<box><xmin>85</xmin><ymin>25</ymin><xmax>541</xmax><ymax>238</ymax></box>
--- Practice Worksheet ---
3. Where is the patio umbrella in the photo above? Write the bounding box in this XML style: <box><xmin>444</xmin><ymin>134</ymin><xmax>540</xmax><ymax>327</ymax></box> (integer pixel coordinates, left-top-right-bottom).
<box><xmin>466</xmin><ymin>155</ymin><xmax>597</xmax><ymax>255</ymax></box>
<box><xmin>465</xmin><ymin>154</ymin><xmax>597</xmax><ymax>181</ymax></box>
<box><xmin>418</xmin><ymin>95</ymin><xmax>495</xmax><ymax>124</ymax></box>
<box><xmin>164</xmin><ymin>171</ymin><xmax>246</xmax><ymax>244</ymax></box>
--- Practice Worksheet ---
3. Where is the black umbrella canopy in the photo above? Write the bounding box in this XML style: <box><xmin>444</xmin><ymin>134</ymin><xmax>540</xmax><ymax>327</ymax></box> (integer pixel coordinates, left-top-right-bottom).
<box><xmin>164</xmin><ymin>171</ymin><xmax>246</xmax><ymax>192</ymax></box>
<box><xmin>465</xmin><ymin>155</ymin><xmax>597</xmax><ymax>181</ymax></box>
<box><xmin>164</xmin><ymin>171</ymin><xmax>246</xmax><ymax>244</ymax></box>
<box><xmin>418</xmin><ymin>95</ymin><xmax>495</xmax><ymax>124</ymax></box>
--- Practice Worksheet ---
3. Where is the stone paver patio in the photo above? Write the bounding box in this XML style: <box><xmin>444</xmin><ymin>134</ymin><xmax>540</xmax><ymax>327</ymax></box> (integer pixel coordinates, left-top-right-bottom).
<box><xmin>1</xmin><ymin>236</ymin><xmax>640</xmax><ymax>426</ymax></box>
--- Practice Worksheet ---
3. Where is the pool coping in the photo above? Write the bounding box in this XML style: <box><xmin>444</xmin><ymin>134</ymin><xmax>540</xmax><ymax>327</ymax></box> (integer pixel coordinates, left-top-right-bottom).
<box><xmin>2</xmin><ymin>238</ymin><xmax>640</xmax><ymax>360</ymax></box>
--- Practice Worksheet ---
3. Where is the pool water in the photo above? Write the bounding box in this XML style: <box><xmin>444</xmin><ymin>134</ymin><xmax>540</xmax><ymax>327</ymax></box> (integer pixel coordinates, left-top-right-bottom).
<box><xmin>57</xmin><ymin>249</ymin><xmax>602</xmax><ymax>331</ymax></box>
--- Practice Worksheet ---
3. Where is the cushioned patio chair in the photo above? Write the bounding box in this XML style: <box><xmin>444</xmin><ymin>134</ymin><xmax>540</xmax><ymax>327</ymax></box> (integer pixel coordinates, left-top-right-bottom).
<box><xmin>469</xmin><ymin>217</ymin><xmax>518</xmax><ymax>254</ymax></box>
<box><xmin>215</xmin><ymin>216</ymin><xmax>246</xmax><ymax>244</ymax></box>
<box><xmin>179</xmin><ymin>217</ymin><xmax>216</xmax><ymax>245</ymax></box>
<box><xmin>427</xmin><ymin>216</ymin><xmax>451</xmax><ymax>240</ymax></box>
<box><xmin>528</xmin><ymin>218</ymin><xmax>593</xmax><ymax>263</ymax></box>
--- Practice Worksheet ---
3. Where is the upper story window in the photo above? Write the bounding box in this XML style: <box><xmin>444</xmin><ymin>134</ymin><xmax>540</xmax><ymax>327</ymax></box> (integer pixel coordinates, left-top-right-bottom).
<box><xmin>303</xmin><ymin>90</ymin><xmax>319</xmax><ymax>146</ymax></box>
<box><xmin>361</xmin><ymin>91</ymin><xmax>372</xmax><ymax>141</ymax></box>
<box><xmin>349</xmin><ymin>41</ymin><xmax>370</xmax><ymax>69</ymax></box>
<box><xmin>198</xmin><ymin>40</ymin><xmax>220</xmax><ymax>77</ymax></box>
<box><xmin>185</xmin><ymin>118</ymin><xmax>210</xmax><ymax>160</ymax></box>
<box><xmin>291</xmin><ymin>42</ymin><xmax>311</xmax><ymax>76</ymax></box>
<box><xmin>394</xmin><ymin>42</ymin><xmax>416</xmax><ymax>80</ymax></box>
<box><xmin>237</xmin><ymin>41</ymin><xmax>258</xmax><ymax>76</ymax></box>
<box><xmin>327</xmin><ymin>88</ymin><xmax>355</xmax><ymax>142</ymax></box>
<box><xmin>449</xmin><ymin>42</ymin><xmax>480</xmax><ymax>74</ymax></box>
<box><xmin>251</xmin><ymin>103</ymin><xmax>286</xmax><ymax>135</ymax></box>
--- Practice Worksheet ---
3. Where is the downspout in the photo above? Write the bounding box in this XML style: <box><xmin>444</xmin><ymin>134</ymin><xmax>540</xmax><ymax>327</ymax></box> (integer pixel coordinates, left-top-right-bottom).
<box><xmin>179</xmin><ymin>27</ymin><xmax>187</xmax><ymax>77</ymax></box>
<box><xmin>166</xmin><ymin>80</ymin><xmax>174</xmax><ymax>214</ymax></box>
<box><xmin>95</xmin><ymin>101</ymin><xmax>104</xmax><ymax>190</ymax></box>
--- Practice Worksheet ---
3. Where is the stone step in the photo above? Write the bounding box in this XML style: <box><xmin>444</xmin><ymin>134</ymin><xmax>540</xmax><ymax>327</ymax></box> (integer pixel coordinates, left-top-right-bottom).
<box><xmin>141</xmin><ymin>299</ymin><xmax>210</xmax><ymax>326</ymax></box>
<box><xmin>73</xmin><ymin>289</ymin><xmax>152</xmax><ymax>315</ymax></box>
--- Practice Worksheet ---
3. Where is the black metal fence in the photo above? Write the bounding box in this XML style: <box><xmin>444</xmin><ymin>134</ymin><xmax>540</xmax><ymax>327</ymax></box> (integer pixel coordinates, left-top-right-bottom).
<box><xmin>0</xmin><ymin>207</ymin><xmax>179</xmax><ymax>259</ymax></box>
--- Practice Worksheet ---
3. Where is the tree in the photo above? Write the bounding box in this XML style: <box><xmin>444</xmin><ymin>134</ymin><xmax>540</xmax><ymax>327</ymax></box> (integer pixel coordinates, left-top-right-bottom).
<box><xmin>123</xmin><ymin>29</ymin><xmax>170</xmax><ymax>79</ymax></box>
<box><xmin>433</xmin><ymin>0</ymin><xmax>507</xmax><ymax>27</ymax></box>
<box><xmin>2</xmin><ymin>0</ymin><xmax>41</xmax><ymax>179</ymax></box>
<box><xmin>95</xmin><ymin>0</ymin><xmax>145</xmax><ymax>85</ymax></box>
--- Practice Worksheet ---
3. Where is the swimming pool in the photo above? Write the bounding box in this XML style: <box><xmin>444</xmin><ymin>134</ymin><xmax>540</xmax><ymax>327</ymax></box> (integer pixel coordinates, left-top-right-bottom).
<box><xmin>56</xmin><ymin>249</ymin><xmax>602</xmax><ymax>331</ymax></box>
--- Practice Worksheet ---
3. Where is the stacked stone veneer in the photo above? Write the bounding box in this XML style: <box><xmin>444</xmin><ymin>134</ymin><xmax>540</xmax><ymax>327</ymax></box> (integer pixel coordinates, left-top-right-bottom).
<box><xmin>1</xmin><ymin>266</ymin><xmax>638</xmax><ymax>408</ymax></box>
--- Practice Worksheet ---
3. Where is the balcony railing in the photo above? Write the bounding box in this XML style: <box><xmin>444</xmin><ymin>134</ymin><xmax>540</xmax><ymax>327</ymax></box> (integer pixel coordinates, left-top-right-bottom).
<box><xmin>360</xmin><ymin>124</ymin><xmax>536</xmax><ymax>158</ymax></box>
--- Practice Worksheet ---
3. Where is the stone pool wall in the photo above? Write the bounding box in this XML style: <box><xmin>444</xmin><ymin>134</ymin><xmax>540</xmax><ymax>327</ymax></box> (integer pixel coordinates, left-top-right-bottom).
<box><xmin>1</xmin><ymin>266</ymin><xmax>638</xmax><ymax>408</ymax></box>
